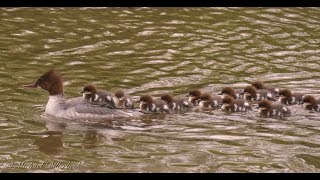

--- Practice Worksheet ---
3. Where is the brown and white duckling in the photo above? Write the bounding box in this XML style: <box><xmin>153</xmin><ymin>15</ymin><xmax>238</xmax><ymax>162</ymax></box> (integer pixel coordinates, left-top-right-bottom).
<box><xmin>243</xmin><ymin>85</ymin><xmax>276</xmax><ymax>101</ymax></box>
<box><xmin>81</xmin><ymin>84</ymin><xmax>116</xmax><ymax>109</ymax></box>
<box><xmin>302</xmin><ymin>95</ymin><xmax>320</xmax><ymax>112</ymax></box>
<box><xmin>198</xmin><ymin>93</ymin><xmax>222</xmax><ymax>109</ymax></box>
<box><xmin>257</xmin><ymin>99</ymin><xmax>291</xmax><ymax>117</ymax></box>
<box><xmin>187</xmin><ymin>89</ymin><xmax>202</xmax><ymax>105</ymax></box>
<box><xmin>139</xmin><ymin>95</ymin><xmax>171</xmax><ymax>113</ymax></box>
<box><xmin>252</xmin><ymin>80</ymin><xmax>280</xmax><ymax>96</ymax></box>
<box><xmin>219</xmin><ymin>87</ymin><xmax>244</xmax><ymax>99</ymax></box>
<box><xmin>160</xmin><ymin>94</ymin><xmax>192</xmax><ymax>110</ymax></box>
<box><xmin>113</xmin><ymin>89</ymin><xmax>134</xmax><ymax>109</ymax></box>
<box><xmin>221</xmin><ymin>95</ymin><xmax>252</xmax><ymax>112</ymax></box>
<box><xmin>278</xmin><ymin>89</ymin><xmax>304</xmax><ymax>105</ymax></box>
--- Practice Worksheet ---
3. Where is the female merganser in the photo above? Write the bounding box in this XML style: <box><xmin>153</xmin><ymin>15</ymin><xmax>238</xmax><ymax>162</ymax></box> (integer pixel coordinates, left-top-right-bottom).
<box><xmin>251</xmin><ymin>81</ymin><xmax>280</xmax><ymax>96</ymax></box>
<box><xmin>278</xmin><ymin>89</ymin><xmax>304</xmax><ymax>105</ymax></box>
<box><xmin>302</xmin><ymin>95</ymin><xmax>320</xmax><ymax>112</ymax></box>
<box><xmin>257</xmin><ymin>99</ymin><xmax>291</xmax><ymax>118</ymax></box>
<box><xmin>219</xmin><ymin>87</ymin><xmax>243</xmax><ymax>99</ymax></box>
<box><xmin>139</xmin><ymin>95</ymin><xmax>171</xmax><ymax>113</ymax></box>
<box><xmin>81</xmin><ymin>84</ymin><xmax>116</xmax><ymax>109</ymax></box>
<box><xmin>221</xmin><ymin>95</ymin><xmax>252</xmax><ymax>112</ymax></box>
<box><xmin>198</xmin><ymin>93</ymin><xmax>222</xmax><ymax>109</ymax></box>
<box><xmin>22</xmin><ymin>69</ymin><xmax>136</xmax><ymax>119</ymax></box>
<box><xmin>160</xmin><ymin>94</ymin><xmax>192</xmax><ymax>111</ymax></box>
<box><xmin>113</xmin><ymin>89</ymin><xmax>134</xmax><ymax>109</ymax></box>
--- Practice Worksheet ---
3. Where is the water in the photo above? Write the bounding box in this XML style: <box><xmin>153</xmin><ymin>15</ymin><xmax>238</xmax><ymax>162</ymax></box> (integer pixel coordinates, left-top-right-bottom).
<box><xmin>0</xmin><ymin>7</ymin><xmax>320</xmax><ymax>172</ymax></box>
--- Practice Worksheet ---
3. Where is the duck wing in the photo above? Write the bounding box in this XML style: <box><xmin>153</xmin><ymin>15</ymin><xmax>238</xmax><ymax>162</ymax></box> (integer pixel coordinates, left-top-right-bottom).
<box><xmin>66</xmin><ymin>97</ymin><xmax>130</xmax><ymax>117</ymax></box>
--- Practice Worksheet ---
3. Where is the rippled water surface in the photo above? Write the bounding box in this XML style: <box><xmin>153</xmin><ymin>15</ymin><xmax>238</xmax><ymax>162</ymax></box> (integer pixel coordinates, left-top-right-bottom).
<box><xmin>0</xmin><ymin>8</ymin><xmax>320</xmax><ymax>172</ymax></box>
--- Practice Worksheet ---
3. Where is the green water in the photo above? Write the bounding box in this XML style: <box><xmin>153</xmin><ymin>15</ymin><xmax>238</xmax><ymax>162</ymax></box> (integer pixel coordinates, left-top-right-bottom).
<box><xmin>0</xmin><ymin>7</ymin><xmax>320</xmax><ymax>172</ymax></box>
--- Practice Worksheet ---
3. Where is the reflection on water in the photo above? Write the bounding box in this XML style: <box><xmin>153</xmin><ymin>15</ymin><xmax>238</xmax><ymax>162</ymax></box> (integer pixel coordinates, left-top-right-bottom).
<box><xmin>0</xmin><ymin>7</ymin><xmax>320</xmax><ymax>172</ymax></box>
<box><xmin>34</xmin><ymin>132</ymin><xmax>63</xmax><ymax>155</ymax></box>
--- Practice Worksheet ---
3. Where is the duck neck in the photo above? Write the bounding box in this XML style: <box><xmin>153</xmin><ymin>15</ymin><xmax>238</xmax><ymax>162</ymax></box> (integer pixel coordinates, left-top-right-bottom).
<box><xmin>45</xmin><ymin>94</ymin><xmax>67</xmax><ymax>115</ymax></box>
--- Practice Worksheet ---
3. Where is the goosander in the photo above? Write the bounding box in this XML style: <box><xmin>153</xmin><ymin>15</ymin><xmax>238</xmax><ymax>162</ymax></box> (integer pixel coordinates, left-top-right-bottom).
<box><xmin>22</xmin><ymin>69</ymin><xmax>136</xmax><ymax>119</ymax></box>
<box><xmin>113</xmin><ymin>89</ymin><xmax>134</xmax><ymax>109</ymax></box>
<box><xmin>160</xmin><ymin>94</ymin><xmax>192</xmax><ymax>111</ymax></box>
<box><xmin>81</xmin><ymin>84</ymin><xmax>116</xmax><ymax>109</ymax></box>
<box><xmin>139</xmin><ymin>95</ymin><xmax>171</xmax><ymax>113</ymax></box>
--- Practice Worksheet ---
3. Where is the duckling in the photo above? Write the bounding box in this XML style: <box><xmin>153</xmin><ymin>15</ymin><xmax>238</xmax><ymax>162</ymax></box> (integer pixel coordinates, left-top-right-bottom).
<box><xmin>251</xmin><ymin>80</ymin><xmax>280</xmax><ymax>96</ymax></box>
<box><xmin>81</xmin><ymin>84</ymin><xmax>116</xmax><ymax>109</ymax></box>
<box><xmin>243</xmin><ymin>85</ymin><xmax>276</xmax><ymax>101</ymax></box>
<box><xmin>302</xmin><ymin>95</ymin><xmax>320</xmax><ymax>112</ymax></box>
<box><xmin>219</xmin><ymin>87</ymin><xmax>244</xmax><ymax>99</ymax></box>
<box><xmin>257</xmin><ymin>99</ymin><xmax>291</xmax><ymax>117</ymax></box>
<box><xmin>113</xmin><ymin>89</ymin><xmax>134</xmax><ymax>109</ymax></box>
<box><xmin>221</xmin><ymin>95</ymin><xmax>252</xmax><ymax>112</ymax></box>
<box><xmin>278</xmin><ymin>89</ymin><xmax>304</xmax><ymax>105</ymax></box>
<box><xmin>187</xmin><ymin>89</ymin><xmax>202</xmax><ymax>105</ymax></box>
<box><xmin>160</xmin><ymin>94</ymin><xmax>192</xmax><ymax>110</ymax></box>
<box><xmin>198</xmin><ymin>93</ymin><xmax>222</xmax><ymax>109</ymax></box>
<box><xmin>139</xmin><ymin>95</ymin><xmax>171</xmax><ymax>113</ymax></box>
